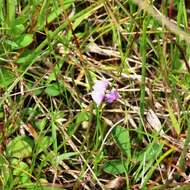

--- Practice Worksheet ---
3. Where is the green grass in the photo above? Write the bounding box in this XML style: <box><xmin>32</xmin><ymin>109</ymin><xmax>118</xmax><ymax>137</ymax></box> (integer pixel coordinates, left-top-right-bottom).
<box><xmin>1</xmin><ymin>0</ymin><xmax>190</xmax><ymax>189</ymax></box>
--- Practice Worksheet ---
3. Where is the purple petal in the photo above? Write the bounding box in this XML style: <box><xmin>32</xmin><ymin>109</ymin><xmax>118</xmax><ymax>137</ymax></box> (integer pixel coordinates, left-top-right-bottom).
<box><xmin>93</xmin><ymin>80</ymin><xmax>109</xmax><ymax>91</ymax></box>
<box><xmin>91</xmin><ymin>91</ymin><xmax>105</xmax><ymax>106</ymax></box>
<box><xmin>91</xmin><ymin>80</ymin><xmax>108</xmax><ymax>106</ymax></box>
<box><xmin>105</xmin><ymin>90</ymin><xmax>120</xmax><ymax>103</ymax></box>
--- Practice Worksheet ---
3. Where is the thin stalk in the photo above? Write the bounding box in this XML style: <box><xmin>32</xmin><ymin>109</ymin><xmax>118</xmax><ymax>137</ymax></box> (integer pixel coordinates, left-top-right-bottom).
<box><xmin>139</xmin><ymin>16</ymin><xmax>148</xmax><ymax>139</ymax></box>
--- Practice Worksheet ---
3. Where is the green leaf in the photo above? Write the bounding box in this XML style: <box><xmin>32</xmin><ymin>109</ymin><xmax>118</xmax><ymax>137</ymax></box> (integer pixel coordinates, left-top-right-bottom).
<box><xmin>35</xmin><ymin>118</ymin><xmax>47</xmax><ymax>131</ymax></box>
<box><xmin>0</xmin><ymin>68</ymin><xmax>15</xmax><ymax>88</ymax></box>
<box><xmin>14</xmin><ymin>24</ymin><xmax>25</xmax><ymax>35</ymax></box>
<box><xmin>35</xmin><ymin>136</ymin><xmax>52</xmax><ymax>154</ymax></box>
<box><xmin>16</xmin><ymin>50</ymin><xmax>32</xmax><ymax>65</ymax></box>
<box><xmin>112</xmin><ymin>125</ymin><xmax>131</xmax><ymax>158</ymax></box>
<box><xmin>133</xmin><ymin>142</ymin><xmax>163</xmax><ymax>183</ymax></box>
<box><xmin>6</xmin><ymin>136</ymin><xmax>34</xmax><ymax>158</ymax></box>
<box><xmin>14</xmin><ymin>34</ymin><xmax>33</xmax><ymax>49</ymax></box>
<box><xmin>67</xmin><ymin>123</ymin><xmax>76</xmax><ymax>136</ymax></box>
<box><xmin>103</xmin><ymin>159</ymin><xmax>128</xmax><ymax>175</ymax></box>
<box><xmin>76</xmin><ymin>111</ymin><xmax>91</xmax><ymax>124</ymax></box>
<box><xmin>11</xmin><ymin>158</ymin><xmax>31</xmax><ymax>183</ymax></box>
<box><xmin>136</xmin><ymin>142</ymin><xmax>163</xmax><ymax>162</ymax></box>
<box><xmin>167</xmin><ymin>102</ymin><xmax>181</xmax><ymax>135</ymax></box>
<box><xmin>4</xmin><ymin>39</ymin><xmax>19</xmax><ymax>49</ymax></box>
<box><xmin>45</xmin><ymin>84</ymin><xmax>61</xmax><ymax>96</ymax></box>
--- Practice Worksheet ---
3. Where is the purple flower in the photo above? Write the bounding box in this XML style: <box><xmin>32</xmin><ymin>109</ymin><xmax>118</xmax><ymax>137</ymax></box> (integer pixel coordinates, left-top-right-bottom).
<box><xmin>105</xmin><ymin>90</ymin><xmax>120</xmax><ymax>103</ymax></box>
<box><xmin>91</xmin><ymin>80</ymin><xmax>108</xmax><ymax>106</ymax></box>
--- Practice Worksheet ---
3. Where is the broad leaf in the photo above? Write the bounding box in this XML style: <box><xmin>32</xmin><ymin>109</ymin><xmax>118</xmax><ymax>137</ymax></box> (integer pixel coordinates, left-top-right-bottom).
<box><xmin>112</xmin><ymin>125</ymin><xmax>131</xmax><ymax>158</ymax></box>
<box><xmin>6</xmin><ymin>136</ymin><xmax>34</xmax><ymax>158</ymax></box>
<box><xmin>14</xmin><ymin>34</ymin><xmax>33</xmax><ymax>49</ymax></box>
<box><xmin>45</xmin><ymin>84</ymin><xmax>61</xmax><ymax>96</ymax></box>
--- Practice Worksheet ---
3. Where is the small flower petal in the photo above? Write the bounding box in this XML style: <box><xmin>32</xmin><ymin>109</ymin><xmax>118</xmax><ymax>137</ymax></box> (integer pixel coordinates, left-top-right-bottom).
<box><xmin>105</xmin><ymin>90</ymin><xmax>120</xmax><ymax>103</ymax></box>
<box><xmin>91</xmin><ymin>91</ymin><xmax>105</xmax><ymax>106</ymax></box>
<box><xmin>91</xmin><ymin>80</ymin><xmax>109</xmax><ymax>106</ymax></box>
<box><xmin>93</xmin><ymin>80</ymin><xmax>109</xmax><ymax>91</ymax></box>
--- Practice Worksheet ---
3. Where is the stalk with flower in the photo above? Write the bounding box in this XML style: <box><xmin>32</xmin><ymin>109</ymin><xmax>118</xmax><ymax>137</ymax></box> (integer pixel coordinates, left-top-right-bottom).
<box><xmin>91</xmin><ymin>80</ymin><xmax>120</xmax><ymax>106</ymax></box>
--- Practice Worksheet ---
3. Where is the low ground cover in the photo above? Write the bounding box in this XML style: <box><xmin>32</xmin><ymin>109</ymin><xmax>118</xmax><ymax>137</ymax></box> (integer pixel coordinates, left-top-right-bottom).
<box><xmin>0</xmin><ymin>0</ymin><xmax>190</xmax><ymax>189</ymax></box>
